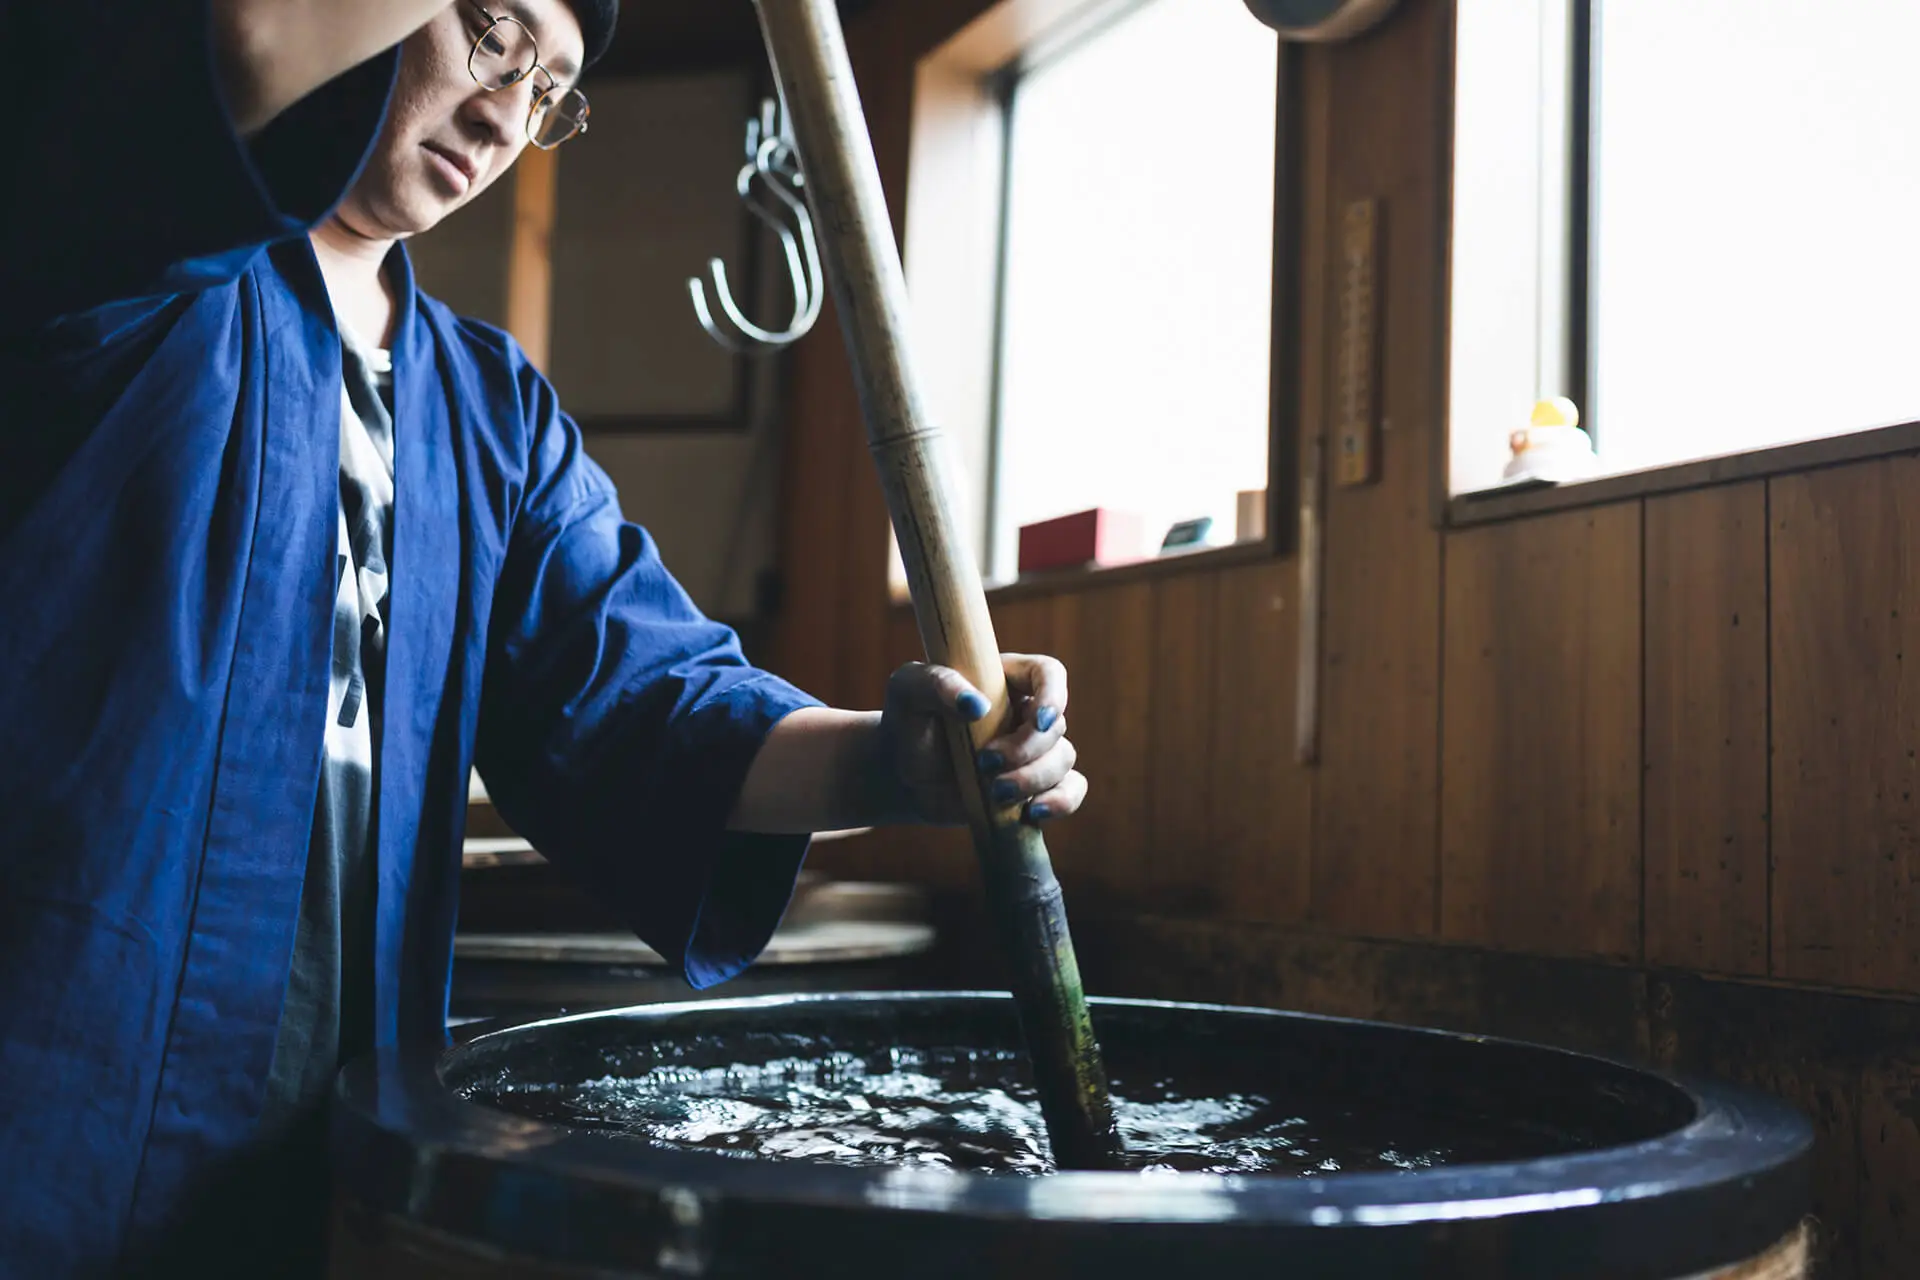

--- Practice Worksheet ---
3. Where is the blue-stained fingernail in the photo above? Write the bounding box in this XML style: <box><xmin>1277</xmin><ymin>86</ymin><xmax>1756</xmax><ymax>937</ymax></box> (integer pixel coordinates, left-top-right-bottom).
<box><xmin>958</xmin><ymin>691</ymin><xmax>991</xmax><ymax>721</ymax></box>
<box><xmin>1029</xmin><ymin>803</ymin><xmax>1052</xmax><ymax>822</ymax></box>
<box><xmin>1035</xmin><ymin>706</ymin><xmax>1059</xmax><ymax>733</ymax></box>
<box><xmin>977</xmin><ymin>750</ymin><xmax>1005</xmax><ymax>773</ymax></box>
<box><xmin>992</xmin><ymin>778</ymin><xmax>1021</xmax><ymax>805</ymax></box>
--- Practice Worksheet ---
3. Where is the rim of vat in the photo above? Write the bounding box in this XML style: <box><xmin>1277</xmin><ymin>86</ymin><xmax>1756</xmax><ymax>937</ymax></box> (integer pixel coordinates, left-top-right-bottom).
<box><xmin>332</xmin><ymin>991</ymin><xmax>1812</xmax><ymax>1277</ymax></box>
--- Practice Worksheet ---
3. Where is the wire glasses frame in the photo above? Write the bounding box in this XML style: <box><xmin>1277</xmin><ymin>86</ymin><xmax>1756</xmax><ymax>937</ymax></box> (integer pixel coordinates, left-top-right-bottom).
<box><xmin>461</xmin><ymin>0</ymin><xmax>591</xmax><ymax>150</ymax></box>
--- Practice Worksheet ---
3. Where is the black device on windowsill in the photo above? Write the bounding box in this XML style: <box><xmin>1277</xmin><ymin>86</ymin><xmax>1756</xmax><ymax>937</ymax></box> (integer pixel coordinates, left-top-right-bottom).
<box><xmin>1161</xmin><ymin>517</ymin><xmax>1213</xmax><ymax>553</ymax></box>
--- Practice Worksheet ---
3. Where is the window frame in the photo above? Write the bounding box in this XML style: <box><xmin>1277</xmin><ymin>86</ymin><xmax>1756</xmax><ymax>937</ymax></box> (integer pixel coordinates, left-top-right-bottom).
<box><xmin>1444</xmin><ymin>0</ymin><xmax>1920</xmax><ymax>526</ymax></box>
<box><xmin>895</xmin><ymin>0</ymin><xmax>1302</xmax><ymax>603</ymax></box>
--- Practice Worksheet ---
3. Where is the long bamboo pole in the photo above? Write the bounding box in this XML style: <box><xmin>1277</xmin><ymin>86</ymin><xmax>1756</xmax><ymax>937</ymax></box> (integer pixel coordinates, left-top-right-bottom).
<box><xmin>750</xmin><ymin>0</ymin><xmax>1124</xmax><ymax>1169</ymax></box>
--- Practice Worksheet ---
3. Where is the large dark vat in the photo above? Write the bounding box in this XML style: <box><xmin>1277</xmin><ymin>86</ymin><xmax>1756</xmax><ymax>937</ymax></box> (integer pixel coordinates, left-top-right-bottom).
<box><xmin>330</xmin><ymin>993</ymin><xmax>1811</xmax><ymax>1279</ymax></box>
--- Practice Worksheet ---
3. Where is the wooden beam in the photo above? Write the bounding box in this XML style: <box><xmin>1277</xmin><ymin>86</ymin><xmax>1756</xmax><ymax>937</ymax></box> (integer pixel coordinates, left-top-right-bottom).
<box><xmin>504</xmin><ymin>146</ymin><xmax>558</xmax><ymax>368</ymax></box>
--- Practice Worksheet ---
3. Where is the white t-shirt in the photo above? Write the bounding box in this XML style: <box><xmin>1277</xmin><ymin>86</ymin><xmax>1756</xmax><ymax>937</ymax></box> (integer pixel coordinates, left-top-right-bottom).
<box><xmin>260</xmin><ymin>326</ymin><xmax>393</xmax><ymax>1131</ymax></box>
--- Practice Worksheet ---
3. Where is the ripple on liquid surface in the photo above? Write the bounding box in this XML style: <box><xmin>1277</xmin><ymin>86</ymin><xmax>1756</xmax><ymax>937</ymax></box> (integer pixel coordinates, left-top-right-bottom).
<box><xmin>462</xmin><ymin>1041</ymin><xmax>1543</xmax><ymax>1177</ymax></box>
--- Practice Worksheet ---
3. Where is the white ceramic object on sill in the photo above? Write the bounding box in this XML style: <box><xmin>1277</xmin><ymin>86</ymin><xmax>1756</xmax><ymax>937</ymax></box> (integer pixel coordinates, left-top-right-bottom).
<box><xmin>1502</xmin><ymin>397</ymin><xmax>1598</xmax><ymax>485</ymax></box>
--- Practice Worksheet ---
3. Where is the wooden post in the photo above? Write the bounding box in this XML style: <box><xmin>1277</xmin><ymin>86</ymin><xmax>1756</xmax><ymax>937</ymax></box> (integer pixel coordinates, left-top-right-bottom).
<box><xmin>749</xmin><ymin>0</ymin><xmax>1124</xmax><ymax>1169</ymax></box>
<box><xmin>504</xmin><ymin>145</ymin><xmax>558</xmax><ymax>368</ymax></box>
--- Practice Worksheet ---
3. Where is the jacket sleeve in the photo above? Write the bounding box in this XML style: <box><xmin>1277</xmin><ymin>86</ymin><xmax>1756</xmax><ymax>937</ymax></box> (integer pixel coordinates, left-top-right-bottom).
<box><xmin>473</xmin><ymin>359</ymin><xmax>824</xmax><ymax>988</ymax></box>
<box><xmin>1</xmin><ymin>1</ymin><xmax>397</xmax><ymax>330</ymax></box>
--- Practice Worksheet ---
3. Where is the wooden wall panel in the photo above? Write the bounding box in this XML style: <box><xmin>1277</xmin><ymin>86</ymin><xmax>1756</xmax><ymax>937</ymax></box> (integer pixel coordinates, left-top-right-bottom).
<box><xmin>1652</xmin><ymin>975</ymin><xmax>1872</xmax><ymax>1280</ymax></box>
<box><xmin>1147</xmin><ymin>572</ymin><xmax>1221</xmax><ymax>911</ymax></box>
<box><xmin>770</xmin><ymin>311</ymin><xmax>857</xmax><ymax>705</ymax></box>
<box><xmin>988</xmin><ymin>595</ymin><xmax>1052</xmax><ymax>657</ymax></box>
<box><xmin>760</xmin><ymin>0</ymin><xmax>1920</xmax><ymax>1269</ymax></box>
<box><xmin>1074</xmin><ymin>916</ymin><xmax>1920</xmax><ymax>1280</ymax></box>
<box><xmin>1772</xmin><ymin>458</ymin><xmax>1920</xmax><ymax>992</ymax></box>
<box><xmin>1858</xmin><ymin>1062</ymin><xmax>1920</xmax><ymax>1277</ymax></box>
<box><xmin>1643</xmin><ymin>483</ymin><xmax>1769</xmax><ymax>975</ymax></box>
<box><xmin>1440</xmin><ymin>504</ymin><xmax>1642</xmax><ymax>960</ymax></box>
<box><xmin>765</xmin><ymin>0</ymin><xmax>897</xmax><ymax>705</ymax></box>
<box><xmin>1042</xmin><ymin>585</ymin><xmax>1153</xmax><ymax>908</ymax></box>
<box><xmin>1308</xmin><ymin>0</ymin><xmax>1450</xmax><ymax>940</ymax></box>
<box><xmin>770</xmin><ymin>0</ymin><xmax>971</xmax><ymax>708</ymax></box>
<box><xmin>1073</xmin><ymin>914</ymin><xmax>1649</xmax><ymax>1059</ymax></box>
<box><xmin>884</xmin><ymin>601</ymin><xmax>925</xmax><ymax>673</ymax></box>
<box><xmin>1210</xmin><ymin>560</ymin><xmax>1311</xmax><ymax>924</ymax></box>
<box><xmin>830</xmin><ymin>15</ymin><xmax>921</xmax><ymax>714</ymax></box>
<box><xmin>1290</xmin><ymin>40</ymin><xmax>1332</xmax><ymax>775</ymax></box>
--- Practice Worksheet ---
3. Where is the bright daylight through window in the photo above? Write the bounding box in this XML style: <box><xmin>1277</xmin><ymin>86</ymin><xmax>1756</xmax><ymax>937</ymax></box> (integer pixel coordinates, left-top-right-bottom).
<box><xmin>906</xmin><ymin>0</ymin><xmax>1280</xmax><ymax>586</ymax></box>
<box><xmin>1450</xmin><ymin>0</ymin><xmax>1920</xmax><ymax>496</ymax></box>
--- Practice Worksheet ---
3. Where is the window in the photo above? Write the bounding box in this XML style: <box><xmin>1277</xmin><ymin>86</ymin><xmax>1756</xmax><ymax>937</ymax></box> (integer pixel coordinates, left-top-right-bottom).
<box><xmin>1449</xmin><ymin>0</ymin><xmax>1920</xmax><ymax>496</ymax></box>
<box><xmin>905</xmin><ymin>0</ymin><xmax>1280</xmax><ymax>585</ymax></box>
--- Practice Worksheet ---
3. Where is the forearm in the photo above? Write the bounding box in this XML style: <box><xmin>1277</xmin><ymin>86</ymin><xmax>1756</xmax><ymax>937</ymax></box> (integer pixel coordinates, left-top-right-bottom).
<box><xmin>728</xmin><ymin>708</ymin><xmax>912</xmax><ymax>834</ymax></box>
<box><xmin>213</xmin><ymin>0</ymin><xmax>450</xmax><ymax>135</ymax></box>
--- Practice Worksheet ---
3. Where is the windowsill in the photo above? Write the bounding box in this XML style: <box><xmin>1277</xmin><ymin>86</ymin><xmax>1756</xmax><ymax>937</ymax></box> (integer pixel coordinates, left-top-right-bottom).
<box><xmin>1447</xmin><ymin>418</ymin><xmax>1920</xmax><ymax>527</ymax></box>
<box><xmin>886</xmin><ymin>537</ymin><xmax>1280</xmax><ymax>611</ymax></box>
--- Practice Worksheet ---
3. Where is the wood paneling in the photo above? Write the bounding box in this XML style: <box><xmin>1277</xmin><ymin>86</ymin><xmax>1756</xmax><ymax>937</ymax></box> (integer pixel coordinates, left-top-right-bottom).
<box><xmin>1308</xmin><ymin>0</ymin><xmax>1449</xmax><ymax>939</ymax></box>
<box><xmin>1772</xmin><ymin>458</ymin><xmax>1920</xmax><ymax>992</ymax></box>
<box><xmin>987</xmin><ymin>595</ymin><xmax>1051</xmax><ymax>657</ymax></box>
<box><xmin>885</xmin><ymin>598</ymin><xmax>926</xmax><ymax>673</ymax></box>
<box><xmin>1858</xmin><ymin>1062</ymin><xmax>1920</xmax><ymax>1277</ymax></box>
<box><xmin>1074</xmin><ymin>913</ymin><xmax>1649</xmax><ymax>1061</ymax></box>
<box><xmin>771</xmin><ymin>0</ymin><xmax>949</xmax><ymax>710</ymax></box>
<box><xmin>1290</xmin><ymin>42</ymin><xmax>1334</xmax><ymax>771</ymax></box>
<box><xmin>1653</xmin><ymin>975</ymin><xmax>1871</xmax><ymax>1280</ymax></box>
<box><xmin>1643</xmin><ymin>482</ymin><xmax>1769</xmax><ymax>975</ymax></box>
<box><xmin>754</xmin><ymin>0</ymin><xmax>1920</xmax><ymax>1271</ymax></box>
<box><xmin>829</xmin><ymin>12</ymin><xmax>921</xmax><ymax>714</ymax></box>
<box><xmin>1042</xmin><ymin>585</ymin><xmax>1153</xmax><ymax>908</ymax></box>
<box><xmin>504</xmin><ymin>147</ymin><xmax>558</xmax><ymax>367</ymax></box>
<box><xmin>1072</xmin><ymin>914</ymin><xmax>1920</xmax><ymax>1280</ymax></box>
<box><xmin>770</xmin><ymin>308</ymin><xmax>857</xmax><ymax>705</ymax></box>
<box><xmin>1147</xmin><ymin>572</ymin><xmax>1220</xmax><ymax>910</ymax></box>
<box><xmin>1440</xmin><ymin>504</ymin><xmax>1642</xmax><ymax>960</ymax></box>
<box><xmin>1210</xmin><ymin>560</ymin><xmax>1311</xmax><ymax>924</ymax></box>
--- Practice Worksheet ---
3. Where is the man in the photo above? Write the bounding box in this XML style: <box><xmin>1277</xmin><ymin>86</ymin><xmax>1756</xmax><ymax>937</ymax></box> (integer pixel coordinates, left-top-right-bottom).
<box><xmin>0</xmin><ymin>1</ymin><xmax>1086</xmax><ymax>1273</ymax></box>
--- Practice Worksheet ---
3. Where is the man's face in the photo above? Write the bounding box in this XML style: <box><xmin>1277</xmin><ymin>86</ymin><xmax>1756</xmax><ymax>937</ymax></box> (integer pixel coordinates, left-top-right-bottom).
<box><xmin>336</xmin><ymin>0</ymin><xmax>585</xmax><ymax>240</ymax></box>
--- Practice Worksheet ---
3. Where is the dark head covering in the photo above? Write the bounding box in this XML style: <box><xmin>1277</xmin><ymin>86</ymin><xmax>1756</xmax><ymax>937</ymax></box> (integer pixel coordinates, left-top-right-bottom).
<box><xmin>563</xmin><ymin>0</ymin><xmax>619</xmax><ymax>69</ymax></box>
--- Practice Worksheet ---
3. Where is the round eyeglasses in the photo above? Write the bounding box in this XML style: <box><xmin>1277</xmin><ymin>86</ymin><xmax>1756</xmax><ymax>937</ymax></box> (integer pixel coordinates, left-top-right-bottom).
<box><xmin>461</xmin><ymin>0</ymin><xmax>590</xmax><ymax>150</ymax></box>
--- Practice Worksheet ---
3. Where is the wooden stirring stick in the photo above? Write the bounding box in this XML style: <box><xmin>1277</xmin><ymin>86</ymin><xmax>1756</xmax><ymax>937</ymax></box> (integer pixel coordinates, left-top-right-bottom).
<box><xmin>749</xmin><ymin>0</ymin><xmax>1125</xmax><ymax>1170</ymax></box>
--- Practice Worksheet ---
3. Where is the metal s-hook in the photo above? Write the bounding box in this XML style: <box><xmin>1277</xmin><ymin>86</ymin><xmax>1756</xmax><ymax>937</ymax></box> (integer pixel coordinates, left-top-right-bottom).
<box><xmin>690</xmin><ymin>96</ymin><xmax>825</xmax><ymax>353</ymax></box>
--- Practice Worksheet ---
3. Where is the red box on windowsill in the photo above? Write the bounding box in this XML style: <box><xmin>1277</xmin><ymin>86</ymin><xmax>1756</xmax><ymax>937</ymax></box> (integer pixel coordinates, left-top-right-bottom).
<box><xmin>1017</xmin><ymin>509</ymin><xmax>1150</xmax><ymax>575</ymax></box>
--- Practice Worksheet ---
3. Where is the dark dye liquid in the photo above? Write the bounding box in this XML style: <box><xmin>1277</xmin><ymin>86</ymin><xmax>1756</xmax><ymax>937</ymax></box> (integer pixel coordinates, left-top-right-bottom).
<box><xmin>462</xmin><ymin>1042</ymin><xmax>1583</xmax><ymax>1177</ymax></box>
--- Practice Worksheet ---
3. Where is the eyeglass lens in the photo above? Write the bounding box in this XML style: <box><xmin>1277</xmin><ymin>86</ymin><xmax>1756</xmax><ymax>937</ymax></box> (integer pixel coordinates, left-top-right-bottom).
<box><xmin>469</xmin><ymin>13</ymin><xmax>589</xmax><ymax>147</ymax></box>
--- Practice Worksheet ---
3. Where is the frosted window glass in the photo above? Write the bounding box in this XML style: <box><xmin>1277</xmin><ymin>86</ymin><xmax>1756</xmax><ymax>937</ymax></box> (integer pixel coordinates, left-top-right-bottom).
<box><xmin>1591</xmin><ymin>0</ymin><xmax>1920</xmax><ymax>472</ymax></box>
<box><xmin>993</xmin><ymin>0</ymin><xmax>1278</xmax><ymax>574</ymax></box>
